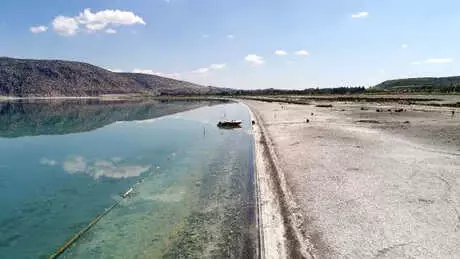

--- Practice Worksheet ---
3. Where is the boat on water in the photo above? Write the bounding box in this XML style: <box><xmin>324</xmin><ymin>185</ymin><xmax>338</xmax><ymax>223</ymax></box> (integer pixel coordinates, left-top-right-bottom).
<box><xmin>217</xmin><ymin>120</ymin><xmax>242</xmax><ymax>128</ymax></box>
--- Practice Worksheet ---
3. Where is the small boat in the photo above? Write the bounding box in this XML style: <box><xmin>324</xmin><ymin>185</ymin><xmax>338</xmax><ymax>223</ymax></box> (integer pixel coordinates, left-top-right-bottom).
<box><xmin>217</xmin><ymin>120</ymin><xmax>242</xmax><ymax>128</ymax></box>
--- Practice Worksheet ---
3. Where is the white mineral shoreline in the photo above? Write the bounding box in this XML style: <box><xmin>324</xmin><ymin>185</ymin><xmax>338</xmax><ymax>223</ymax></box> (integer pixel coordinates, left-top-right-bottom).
<box><xmin>242</xmin><ymin>99</ymin><xmax>459</xmax><ymax>258</ymax></box>
<box><xmin>241</xmin><ymin>101</ymin><xmax>314</xmax><ymax>259</ymax></box>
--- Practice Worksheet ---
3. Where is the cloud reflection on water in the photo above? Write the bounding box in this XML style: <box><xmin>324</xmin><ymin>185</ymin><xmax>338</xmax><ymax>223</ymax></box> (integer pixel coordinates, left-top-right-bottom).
<box><xmin>62</xmin><ymin>156</ymin><xmax>150</xmax><ymax>179</ymax></box>
<box><xmin>40</xmin><ymin>158</ymin><xmax>58</xmax><ymax>166</ymax></box>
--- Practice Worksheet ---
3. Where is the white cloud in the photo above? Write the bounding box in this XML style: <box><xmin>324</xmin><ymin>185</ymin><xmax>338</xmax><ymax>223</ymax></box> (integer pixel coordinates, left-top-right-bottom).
<box><xmin>52</xmin><ymin>8</ymin><xmax>146</xmax><ymax>36</ymax></box>
<box><xmin>77</xmin><ymin>9</ymin><xmax>145</xmax><ymax>31</ymax></box>
<box><xmin>52</xmin><ymin>16</ymin><xmax>79</xmax><ymax>36</ymax></box>
<box><xmin>244</xmin><ymin>54</ymin><xmax>265</xmax><ymax>65</ymax></box>
<box><xmin>425</xmin><ymin>58</ymin><xmax>453</xmax><ymax>63</ymax></box>
<box><xmin>201</xmin><ymin>34</ymin><xmax>209</xmax><ymax>38</ymax></box>
<box><xmin>133</xmin><ymin>68</ymin><xmax>155</xmax><ymax>74</ymax></box>
<box><xmin>191</xmin><ymin>63</ymin><xmax>226</xmax><ymax>74</ymax></box>
<box><xmin>193</xmin><ymin>67</ymin><xmax>209</xmax><ymax>73</ymax></box>
<box><xmin>227</xmin><ymin>34</ymin><xmax>234</xmax><ymax>39</ymax></box>
<box><xmin>401</xmin><ymin>44</ymin><xmax>409</xmax><ymax>49</ymax></box>
<box><xmin>210</xmin><ymin>63</ymin><xmax>226</xmax><ymax>70</ymax></box>
<box><xmin>132</xmin><ymin>69</ymin><xmax>181</xmax><ymax>79</ymax></box>
<box><xmin>157</xmin><ymin>72</ymin><xmax>181</xmax><ymax>79</ymax></box>
<box><xmin>351</xmin><ymin>12</ymin><xmax>369</xmax><ymax>18</ymax></box>
<box><xmin>105</xmin><ymin>28</ymin><xmax>117</xmax><ymax>34</ymax></box>
<box><xmin>275</xmin><ymin>50</ymin><xmax>288</xmax><ymax>56</ymax></box>
<box><xmin>411</xmin><ymin>58</ymin><xmax>453</xmax><ymax>65</ymax></box>
<box><xmin>30</xmin><ymin>25</ymin><xmax>48</xmax><ymax>34</ymax></box>
<box><xmin>295</xmin><ymin>50</ymin><xmax>309</xmax><ymax>56</ymax></box>
<box><xmin>108</xmin><ymin>68</ymin><xmax>123</xmax><ymax>72</ymax></box>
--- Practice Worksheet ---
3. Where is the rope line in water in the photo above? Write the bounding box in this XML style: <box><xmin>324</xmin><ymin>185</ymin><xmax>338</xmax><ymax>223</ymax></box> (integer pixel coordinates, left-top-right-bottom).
<box><xmin>49</xmin><ymin>163</ymin><xmax>163</xmax><ymax>258</ymax></box>
<box><xmin>49</xmin><ymin>177</ymin><xmax>149</xmax><ymax>258</ymax></box>
<box><xmin>50</xmin><ymin>199</ymin><xmax>122</xmax><ymax>259</ymax></box>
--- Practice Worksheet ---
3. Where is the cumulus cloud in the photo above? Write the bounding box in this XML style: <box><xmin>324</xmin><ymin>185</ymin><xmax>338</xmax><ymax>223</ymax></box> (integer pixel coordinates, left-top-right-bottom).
<box><xmin>412</xmin><ymin>58</ymin><xmax>453</xmax><ymax>65</ymax></box>
<box><xmin>401</xmin><ymin>44</ymin><xmax>409</xmax><ymax>49</ymax></box>
<box><xmin>351</xmin><ymin>12</ymin><xmax>369</xmax><ymax>18</ymax></box>
<box><xmin>295</xmin><ymin>50</ymin><xmax>309</xmax><ymax>56</ymax></box>
<box><xmin>77</xmin><ymin>9</ymin><xmax>145</xmax><ymax>30</ymax></box>
<box><xmin>275</xmin><ymin>50</ymin><xmax>287</xmax><ymax>56</ymax></box>
<box><xmin>245</xmin><ymin>54</ymin><xmax>265</xmax><ymax>65</ymax></box>
<box><xmin>210</xmin><ymin>63</ymin><xmax>226</xmax><ymax>70</ymax></box>
<box><xmin>52</xmin><ymin>8</ymin><xmax>146</xmax><ymax>36</ymax></box>
<box><xmin>53</xmin><ymin>16</ymin><xmax>79</xmax><ymax>36</ymax></box>
<box><xmin>30</xmin><ymin>25</ymin><xmax>48</xmax><ymax>34</ymax></box>
<box><xmin>105</xmin><ymin>28</ymin><xmax>117</xmax><ymax>34</ymax></box>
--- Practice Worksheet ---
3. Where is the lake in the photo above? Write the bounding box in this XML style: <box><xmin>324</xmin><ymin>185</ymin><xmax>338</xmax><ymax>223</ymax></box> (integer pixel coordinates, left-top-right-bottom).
<box><xmin>0</xmin><ymin>99</ymin><xmax>257</xmax><ymax>258</ymax></box>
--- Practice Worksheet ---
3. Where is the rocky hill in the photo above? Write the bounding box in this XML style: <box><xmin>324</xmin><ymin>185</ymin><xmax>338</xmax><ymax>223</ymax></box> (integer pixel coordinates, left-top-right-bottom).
<box><xmin>0</xmin><ymin>57</ymin><xmax>220</xmax><ymax>97</ymax></box>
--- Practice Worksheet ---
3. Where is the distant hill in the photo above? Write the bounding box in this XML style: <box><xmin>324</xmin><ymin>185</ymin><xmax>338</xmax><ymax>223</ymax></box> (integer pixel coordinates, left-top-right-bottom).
<box><xmin>373</xmin><ymin>76</ymin><xmax>460</xmax><ymax>93</ymax></box>
<box><xmin>0</xmin><ymin>57</ymin><xmax>222</xmax><ymax>97</ymax></box>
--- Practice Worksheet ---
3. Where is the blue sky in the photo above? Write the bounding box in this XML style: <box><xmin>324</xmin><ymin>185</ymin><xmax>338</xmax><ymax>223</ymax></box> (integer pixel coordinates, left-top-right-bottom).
<box><xmin>0</xmin><ymin>0</ymin><xmax>459</xmax><ymax>89</ymax></box>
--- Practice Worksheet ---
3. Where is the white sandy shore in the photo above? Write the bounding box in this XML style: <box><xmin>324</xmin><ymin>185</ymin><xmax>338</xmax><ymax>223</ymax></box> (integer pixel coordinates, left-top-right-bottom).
<box><xmin>243</xmin><ymin>99</ymin><xmax>459</xmax><ymax>258</ymax></box>
<box><xmin>242</xmin><ymin>101</ymin><xmax>314</xmax><ymax>258</ymax></box>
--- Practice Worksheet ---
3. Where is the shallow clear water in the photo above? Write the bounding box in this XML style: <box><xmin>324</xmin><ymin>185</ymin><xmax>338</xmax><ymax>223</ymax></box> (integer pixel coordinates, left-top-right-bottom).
<box><xmin>0</xmin><ymin>100</ymin><xmax>256</xmax><ymax>258</ymax></box>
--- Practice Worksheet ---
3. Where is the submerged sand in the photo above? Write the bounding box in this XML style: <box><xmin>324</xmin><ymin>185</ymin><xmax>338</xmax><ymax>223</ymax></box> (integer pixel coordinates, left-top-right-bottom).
<box><xmin>244</xmin><ymin>99</ymin><xmax>459</xmax><ymax>258</ymax></box>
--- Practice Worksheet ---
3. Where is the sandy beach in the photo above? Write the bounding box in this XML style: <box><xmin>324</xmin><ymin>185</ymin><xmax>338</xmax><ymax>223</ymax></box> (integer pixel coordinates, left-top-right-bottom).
<box><xmin>244</xmin><ymin>99</ymin><xmax>460</xmax><ymax>258</ymax></box>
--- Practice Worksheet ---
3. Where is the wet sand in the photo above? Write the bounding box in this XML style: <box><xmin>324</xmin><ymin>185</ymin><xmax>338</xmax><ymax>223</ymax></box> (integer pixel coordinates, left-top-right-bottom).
<box><xmin>244</xmin><ymin>99</ymin><xmax>459</xmax><ymax>258</ymax></box>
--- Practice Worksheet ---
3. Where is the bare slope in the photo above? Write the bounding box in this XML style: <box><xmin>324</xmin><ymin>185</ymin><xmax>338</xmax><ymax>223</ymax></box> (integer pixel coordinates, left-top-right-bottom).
<box><xmin>0</xmin><ymin>57</ymin><xmax>218</xmax><ymax>97</ymax></box>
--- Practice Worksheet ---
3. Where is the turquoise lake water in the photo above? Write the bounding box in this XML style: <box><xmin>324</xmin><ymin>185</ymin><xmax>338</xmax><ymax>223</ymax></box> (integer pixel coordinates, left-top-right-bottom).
<box><xmin>0</xmin><ymin>100</ymin><xmax>256</xmax><ymax>258</ymax></box>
